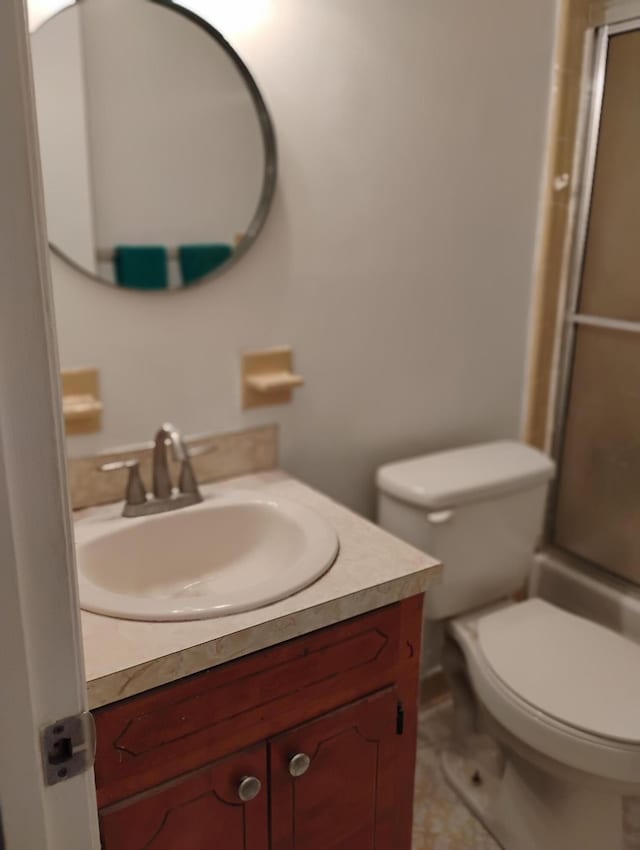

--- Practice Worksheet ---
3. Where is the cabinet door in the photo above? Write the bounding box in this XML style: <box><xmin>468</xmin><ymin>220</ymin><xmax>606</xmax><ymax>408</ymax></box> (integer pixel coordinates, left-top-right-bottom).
<box><xmin>269</xmin><ymin>689</ymin><xmax>398</xmax><ymax>850</ymax></box>
<box><xmin>99</xmin><ymin>744</ymin><xmax>268</xmax><ymax>850</ymax></box>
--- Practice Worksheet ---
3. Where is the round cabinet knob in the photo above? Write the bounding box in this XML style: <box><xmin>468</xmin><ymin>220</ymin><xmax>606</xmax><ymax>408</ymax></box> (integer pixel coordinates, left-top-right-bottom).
<box><xmin>288</xmin><ymin>753</ymin><xmax>311</xmax><ymax>777</ymax></box>
<box><xmin>237</xmin><ymin>775</ymin><xmax>262</xmax><ymax>802</ymax></box>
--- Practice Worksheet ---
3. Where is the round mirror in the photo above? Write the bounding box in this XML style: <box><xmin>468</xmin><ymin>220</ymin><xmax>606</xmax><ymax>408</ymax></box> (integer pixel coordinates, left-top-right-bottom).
<box><xmin>30</xmin><ymin>0</ymin><xmax>276</xmax><ymax>290</ymax></box>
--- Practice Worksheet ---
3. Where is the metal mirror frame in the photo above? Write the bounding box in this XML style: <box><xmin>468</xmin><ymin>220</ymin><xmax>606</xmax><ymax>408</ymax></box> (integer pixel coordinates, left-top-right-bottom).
<box><xmin>35</xmin><ymin>0</ymin><xmax>278</xmax><ymax>292</ymax></box>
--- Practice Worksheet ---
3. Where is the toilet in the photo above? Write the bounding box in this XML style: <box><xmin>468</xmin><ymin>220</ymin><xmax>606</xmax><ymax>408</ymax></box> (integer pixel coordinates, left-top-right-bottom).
<box><xmin>377</xmin><ymin>441</ymin><xmax>640</xmax><ymax>850</ymax></box>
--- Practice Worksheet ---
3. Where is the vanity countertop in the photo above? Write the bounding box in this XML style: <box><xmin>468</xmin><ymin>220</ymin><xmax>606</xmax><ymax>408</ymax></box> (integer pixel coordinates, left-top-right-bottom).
<box><xmin>80</xmin><ymin>471</ymin><xmax>441</xmax><ymax>709</ymax></box>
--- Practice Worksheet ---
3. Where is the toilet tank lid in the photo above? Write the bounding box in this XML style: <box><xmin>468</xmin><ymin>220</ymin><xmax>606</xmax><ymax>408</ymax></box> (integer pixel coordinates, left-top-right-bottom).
<box><xmin>376</xmin><ymin>441</ymin><xmax>555</xmax><ymax>510</ymax></box>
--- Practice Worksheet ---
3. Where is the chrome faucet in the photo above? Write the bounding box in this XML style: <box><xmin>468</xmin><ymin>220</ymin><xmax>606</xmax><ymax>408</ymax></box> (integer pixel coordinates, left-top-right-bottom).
<box><xmin>100</xmin><ymin>423</ymin><xmax>209</xmax><ymax>518</ymax></box>
<box><xmin>152</xmin><ymin>423</ymin><xmax>200</xmax><ymax>502</ymax></box>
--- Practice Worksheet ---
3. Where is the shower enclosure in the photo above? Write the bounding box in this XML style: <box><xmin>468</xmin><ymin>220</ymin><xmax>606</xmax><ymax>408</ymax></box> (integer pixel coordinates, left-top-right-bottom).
<box><xmin>552</xmin><ymin>19</ymin><xmax>640</xmax><ymax>586</ymax></box>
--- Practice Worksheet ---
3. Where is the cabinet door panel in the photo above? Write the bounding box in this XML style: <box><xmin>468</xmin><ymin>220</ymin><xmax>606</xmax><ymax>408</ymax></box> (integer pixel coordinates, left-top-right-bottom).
<box><xmin>99</xmin><ymin>744</ymin><xmax>267</xmax><ymax>850</ymax></box>
<box><xmin>269</xmin><ymin>689</ymin><xmax>398</xmax><ymax>850</ymax></box>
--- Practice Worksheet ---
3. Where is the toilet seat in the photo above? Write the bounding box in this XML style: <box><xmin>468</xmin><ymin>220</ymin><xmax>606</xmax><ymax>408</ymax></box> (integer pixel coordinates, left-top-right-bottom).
<box><xmin>478</xmin><ymin>599</ymin><xmax>640</xmax><ymax>743</ymax></box>
<box><xmin>451</xmin><ymin>600</ymin><xmax>640</xmax><ymax>785</ymax></box>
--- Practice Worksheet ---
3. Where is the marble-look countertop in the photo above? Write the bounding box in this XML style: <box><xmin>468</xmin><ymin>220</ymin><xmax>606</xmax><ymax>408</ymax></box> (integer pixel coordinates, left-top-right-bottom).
<box><xmin>80</xmin><ymin>471</ymin><xmax>441</xmax><ymax>709</ymax></box>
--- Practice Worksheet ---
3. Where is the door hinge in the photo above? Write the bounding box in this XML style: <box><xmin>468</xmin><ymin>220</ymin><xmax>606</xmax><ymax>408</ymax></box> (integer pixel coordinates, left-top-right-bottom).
<box><xmin>396</xmin><ymin>701</ymin><xmax>405</xmax><ymax>735</ymax></box>
<box><xmin>41</xmin><ymin>711</ymin><xmax>96</xmax><ymax>786</ymax></box>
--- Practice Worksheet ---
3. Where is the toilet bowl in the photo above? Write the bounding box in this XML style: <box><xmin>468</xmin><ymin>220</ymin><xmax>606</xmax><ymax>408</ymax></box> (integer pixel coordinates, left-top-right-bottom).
<box><xmin>376</xmin><ymin>441</ymin><xmax>640</xmax><ymax>850</ymax></box>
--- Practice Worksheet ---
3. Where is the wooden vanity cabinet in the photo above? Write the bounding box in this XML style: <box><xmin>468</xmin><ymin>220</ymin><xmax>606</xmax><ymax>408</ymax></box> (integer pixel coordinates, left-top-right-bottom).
<box><xmin>93</xmin><ymin>595</ymin><xmax>423</xmax><ymax>850</ymax></box>
<box><xmin>99</xmin><ymin>744</ymin><xmax>269</xmax><ymax>850</ymax></box>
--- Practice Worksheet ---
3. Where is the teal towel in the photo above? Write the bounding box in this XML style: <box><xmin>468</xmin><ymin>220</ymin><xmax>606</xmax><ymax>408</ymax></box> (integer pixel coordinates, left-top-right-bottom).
<box><xmin>179</xmin><ymin>244</ymin><xmax>233</xmax><ymax>285</ymax></box>
<box><xmin>115</xmin><ymin>246</ymin><xmax>168</xmax><ymax>290</ymax></box>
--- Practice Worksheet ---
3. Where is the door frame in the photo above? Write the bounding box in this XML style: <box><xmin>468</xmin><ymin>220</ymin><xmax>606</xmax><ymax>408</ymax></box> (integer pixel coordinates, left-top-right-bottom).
<box><xmin>0</xmin><ymin>0</ymin><xmax>100</xmax><ymax>846</ymax></box>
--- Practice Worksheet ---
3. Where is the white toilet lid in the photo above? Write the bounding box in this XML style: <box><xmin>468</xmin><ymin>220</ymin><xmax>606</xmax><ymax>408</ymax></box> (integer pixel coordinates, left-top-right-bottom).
<box><xmin>478</xmin><ymin>599</ymin><xmax>640</xmax><ymax>744</ymax></box>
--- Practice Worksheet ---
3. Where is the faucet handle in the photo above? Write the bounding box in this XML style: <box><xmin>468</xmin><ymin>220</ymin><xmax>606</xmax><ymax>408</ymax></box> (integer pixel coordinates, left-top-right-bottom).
<box><xmin>178</xmin><ymin>442</ymin><xmax>216</xmax><ymax>497</ymax></box>
<box><xmin>99</xmin><ymin>459</ymin><xmax>147</xmax><ymax>510</ymax></box>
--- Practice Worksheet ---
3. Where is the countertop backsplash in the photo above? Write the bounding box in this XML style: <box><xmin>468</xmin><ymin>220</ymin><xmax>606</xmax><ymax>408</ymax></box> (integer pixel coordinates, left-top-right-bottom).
<box><xmin>67</xmin><ymin>424</ymin><xmax>278</xmax><ymax>510</ymax></box>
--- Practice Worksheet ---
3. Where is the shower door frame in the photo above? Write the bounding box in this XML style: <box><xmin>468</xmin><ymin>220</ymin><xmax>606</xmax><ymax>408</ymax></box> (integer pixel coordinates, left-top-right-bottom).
<box><xmin>549</xmin><ymin>16</ymin><xmax>640</xmax><ymax>579</ymax></box>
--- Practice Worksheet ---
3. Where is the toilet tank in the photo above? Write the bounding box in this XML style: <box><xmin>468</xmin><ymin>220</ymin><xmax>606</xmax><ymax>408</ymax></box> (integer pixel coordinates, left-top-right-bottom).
<box><xmin>377</xmin><ymin>442</ymin><xmax>555</xmax><ymax>620</ymax></box>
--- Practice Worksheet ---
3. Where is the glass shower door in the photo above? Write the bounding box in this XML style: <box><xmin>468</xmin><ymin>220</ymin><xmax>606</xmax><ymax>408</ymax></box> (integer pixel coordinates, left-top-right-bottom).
<box><xmin>553</xmin><ymin>22</ymin><xmax>640</xmax><ymax>584</ymax></box>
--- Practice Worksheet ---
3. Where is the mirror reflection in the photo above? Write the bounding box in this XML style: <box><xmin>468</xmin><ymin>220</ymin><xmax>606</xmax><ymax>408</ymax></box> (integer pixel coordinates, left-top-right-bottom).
<box><xmin>31</xmin><ymin>0</ymin><xmax>276</xmax><ymax>290</ymax></box>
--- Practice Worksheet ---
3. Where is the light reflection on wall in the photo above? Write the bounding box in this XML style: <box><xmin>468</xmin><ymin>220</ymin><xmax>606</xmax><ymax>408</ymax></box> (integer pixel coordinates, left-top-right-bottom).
<box><xmin>29</xmin><ymin>0</ymin><xmax>272</xmax><ymax>40</ymax></box>
<box><xmin>175</xmin><ymin>0</ymin><xmax>272</xmax><ymax>38</ymax></box>
<box><xmin>28</xmin><ymin>0</ymin><xmax>73</xmax><ymax>31</ymax></box>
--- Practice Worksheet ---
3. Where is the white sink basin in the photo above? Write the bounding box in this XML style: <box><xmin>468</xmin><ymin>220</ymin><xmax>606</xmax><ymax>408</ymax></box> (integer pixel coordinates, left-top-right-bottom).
<box><xmin>74</xmin><ymin>491</ymin><xmax>339</xmax><ymax>621</ymax></box>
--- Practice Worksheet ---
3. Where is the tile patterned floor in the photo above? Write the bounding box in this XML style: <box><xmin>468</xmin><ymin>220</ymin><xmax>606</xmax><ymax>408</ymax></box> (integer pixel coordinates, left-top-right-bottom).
<box><xmin>412</xmin><ymin>700</ymin><xmax>500</xmax><ymax>850</ymax></box>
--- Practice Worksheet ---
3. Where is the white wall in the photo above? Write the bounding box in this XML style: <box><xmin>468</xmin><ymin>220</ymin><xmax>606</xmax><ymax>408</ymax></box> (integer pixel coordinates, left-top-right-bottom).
<box><xmin>51</xmin><ymin>0</ymin><xmax>557</xmax><ymax>517</ymax></box>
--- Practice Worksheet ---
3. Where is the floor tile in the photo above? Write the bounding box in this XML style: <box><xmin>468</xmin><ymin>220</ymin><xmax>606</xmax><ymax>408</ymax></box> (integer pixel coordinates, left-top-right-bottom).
<box><xmin>412</xmin><ymin>700</ymin><xmax>500</xmax><ymax>850</ymax></box>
